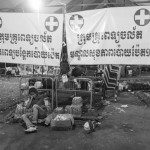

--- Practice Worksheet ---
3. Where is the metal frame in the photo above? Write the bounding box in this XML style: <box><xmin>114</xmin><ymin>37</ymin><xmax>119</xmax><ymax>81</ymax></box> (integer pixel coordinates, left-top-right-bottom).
<box><xmin>19</xmin><ymin>75</ymin><xmax>55</xmax><ymax>110</ymax></box>
<box><xmin>55</xmin><ymin>76</ymin><xmax>104</xmax><ymax>109</ymax></box>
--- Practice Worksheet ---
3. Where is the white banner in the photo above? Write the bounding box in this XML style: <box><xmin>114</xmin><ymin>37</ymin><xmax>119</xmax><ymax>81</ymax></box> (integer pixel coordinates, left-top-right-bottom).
<box><xmin>0</xmin><ymin>13</ymin><xmax>63</xmax><ymax>66</ymax></box>
<box><xmin>66</xmin><ymin>6</ymin><xmax>150</xmax><ymax>65</ymax></box>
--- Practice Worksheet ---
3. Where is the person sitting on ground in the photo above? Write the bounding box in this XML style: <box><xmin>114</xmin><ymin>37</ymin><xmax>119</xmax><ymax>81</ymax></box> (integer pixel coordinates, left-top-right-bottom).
<box><xmin>14</xmin><ymin>87</ymin><xmax>40</xmax><ymax>120</ymax></box>
<box><xmin>21</xmin><ymin>88</ymin><xmax>50</xmax><ymax>133</ymax></box>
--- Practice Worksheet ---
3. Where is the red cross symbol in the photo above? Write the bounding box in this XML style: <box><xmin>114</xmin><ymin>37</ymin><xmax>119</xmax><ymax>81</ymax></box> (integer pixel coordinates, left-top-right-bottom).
<box><xmin>134</xmin><ymin>9</ymin><xmax>150</xmax><ymax>26</ymax></box>
<box><xmin>45</xmin><ymin>16</ymin><xmax>59</xmax><ymax>32</ymax></box>
<box><xmin>69</xmin><ymin>14</ymin><xmax>84</xmax><ymax>31</ymax></box>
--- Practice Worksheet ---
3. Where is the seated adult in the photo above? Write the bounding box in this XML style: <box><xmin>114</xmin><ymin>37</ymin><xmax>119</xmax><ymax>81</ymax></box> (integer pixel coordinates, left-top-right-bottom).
<box><xmin>21</xmin><ymin>88</ymin><xmax>49</xmax><ymax>133</ymax></box>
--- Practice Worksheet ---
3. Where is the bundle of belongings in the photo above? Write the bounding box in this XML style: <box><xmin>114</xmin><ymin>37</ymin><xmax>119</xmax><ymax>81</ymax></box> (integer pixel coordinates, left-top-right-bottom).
<box><xmin>4</xmin><ymin>99</ymin><xmax>32</xmax><ymax>124</ymax></box>
<box><xmin>65</xmin><ymin>97</ymin><xmax>83</xmax><ymax>117</ymax></box>
<box><xmin>34</xmin><ymin>81</ymin><xmax>43</xmax><ymax>89</ymax></box>
<box><xmin>83</xmin><ymin>120</ymin><xmax>101</xmax><ymax>134</ymax></box>
<box><xmin>14</xmin><ymin>101</ymin><xmax>33</xmax><ymax>119</ymax></box>
<box><xmin>21</xmin><ymin>80</ymin><xmax>43</xmax><ymax>90</ymax></box>
<box><xmin>84</xmin><ymin>120</ymin><xmax>96</xmax><ymax>133</ymax></box>
<box><xmin>51</xmin><ymin>114</ymin><xmax>74</xmax><ymax>130</ymax></box>
<box><xmin>51</xmin><ymin>97</ymin><xmax>82</xmax><ymax>131</ymax></box>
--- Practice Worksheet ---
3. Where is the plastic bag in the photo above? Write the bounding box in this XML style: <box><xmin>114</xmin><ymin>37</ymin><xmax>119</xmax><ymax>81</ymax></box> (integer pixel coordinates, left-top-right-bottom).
<box><xmin>14</xmin><ymin>103</ymin><xmax>26</xmax><ymax>119</ymax></box>
<box><xmin>34</xmin><ymin>81</ymin><xmax>43</xmax><ymax>89</ymax></box>
<box><xmin>62</xmin><ymin>74</ymin><xmax>68</xmax><ymax>83</ymax></box>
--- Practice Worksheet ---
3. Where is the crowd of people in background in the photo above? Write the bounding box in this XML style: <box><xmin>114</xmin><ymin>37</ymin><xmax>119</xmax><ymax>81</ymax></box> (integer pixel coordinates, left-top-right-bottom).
<box><xmin>0</xmin><ymin>64</ymin><xmax>60</xmax><ymax>77</ymax></box>
<box><xmin>1</xmin><ymin>63</ymin><xmax>150</xmax><ymax>78</ymax></box>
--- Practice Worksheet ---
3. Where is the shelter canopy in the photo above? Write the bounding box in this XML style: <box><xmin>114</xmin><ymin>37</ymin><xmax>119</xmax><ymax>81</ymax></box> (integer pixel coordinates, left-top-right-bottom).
<box><xmin>0</xmin><ymin>0</ymin><xmax>150</xmax><ymax>13</ymax></box>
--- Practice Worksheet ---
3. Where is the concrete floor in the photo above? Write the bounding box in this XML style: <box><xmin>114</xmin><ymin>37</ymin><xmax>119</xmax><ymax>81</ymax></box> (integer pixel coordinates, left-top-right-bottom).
<box><xmin>1</xmin><ymin>92</ymin><xmax>150</xmax><ymax>150</ymax></box>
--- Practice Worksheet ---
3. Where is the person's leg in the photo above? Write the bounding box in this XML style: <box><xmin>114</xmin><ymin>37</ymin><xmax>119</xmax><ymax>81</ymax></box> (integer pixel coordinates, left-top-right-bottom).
<box><xmin>44</xmin><ymin>112</ymin><xmax>57</xmax><ymax>125</ymax></box>
<box><xmin>21</xmin><ymin>113</ymin><xmax>35</xmax><ymax>129</ymax></box>
<box><xmin>32</xmin><ymin>104</ymin><xmax>47</xmax><ymax>124</ymax></box>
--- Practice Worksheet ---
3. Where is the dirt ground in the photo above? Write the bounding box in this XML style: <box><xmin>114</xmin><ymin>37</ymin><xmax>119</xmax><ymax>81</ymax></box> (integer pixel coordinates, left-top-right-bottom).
<box><xmin>0</xmin><ymin>91</ymin><xmax>150</xmax><ymax>150</ymax></box>
<box><xmin>0</xmin><ymin>77</ymin><xmax>20</xmax><ymax>111</ymax></box>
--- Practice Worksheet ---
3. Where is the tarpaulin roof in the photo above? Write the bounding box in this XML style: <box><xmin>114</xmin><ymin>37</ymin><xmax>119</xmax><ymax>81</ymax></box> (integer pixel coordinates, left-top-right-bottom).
<box><xmin>0</xmin><ymin>0</ymin><xmax>149</xmax><ymax>13</ymax></box>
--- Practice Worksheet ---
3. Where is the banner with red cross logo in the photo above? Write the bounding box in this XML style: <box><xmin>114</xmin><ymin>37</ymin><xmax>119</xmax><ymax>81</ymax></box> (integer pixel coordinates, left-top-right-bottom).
<box><xmin>0</xmin><ymin>13</ymin><xmax>63</xmax><ymax>66</ymax></box>
<box><xmin>65</xmin><ymin>6</ymin><xmax>150</xmax><ymax>65</ymax></box>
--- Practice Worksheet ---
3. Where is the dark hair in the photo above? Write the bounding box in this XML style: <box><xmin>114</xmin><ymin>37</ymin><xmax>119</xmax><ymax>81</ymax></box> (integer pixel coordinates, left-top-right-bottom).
<box><xmin>29</xmin><ymin>87</ymin><xmax>38</xmax><ymax>95</ymax></box>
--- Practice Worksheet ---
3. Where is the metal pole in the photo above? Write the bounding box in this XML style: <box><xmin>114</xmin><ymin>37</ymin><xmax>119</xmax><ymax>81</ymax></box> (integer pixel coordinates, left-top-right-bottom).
<box><xmin>90</xmin><ymin>90</ymin><xmax>93</xmax><ymax>109</ymax></box>
<box><xmin>5</xmin><ymin>63</ymin><xmax>6</xmax><ymax>76</ymax></box>
<box><xmin>56</xmin><ymin>78</ymin><xmax>58</xmax><ymax>108</ymax></box>
<box><xmin>139</xmin><ymin>65</ymin><xmax>141</xmax><ymax>77</ymax></box>
<box><xmin>51</xmin><ymin>77</ymin><xmax>54</xmax><ymax>110</ymax></box>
